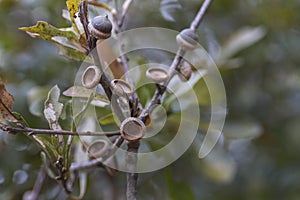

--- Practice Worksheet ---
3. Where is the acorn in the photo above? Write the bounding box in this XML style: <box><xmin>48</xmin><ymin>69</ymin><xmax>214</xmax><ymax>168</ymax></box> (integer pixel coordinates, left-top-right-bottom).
<box><xmin>120</xmin><ymin>117</ymin><xmax>145</xmax><ymax>142</ymax></box>
<box><xmin>87</xmin><ymin>139</ymin><xmax>109</xmax><ymax>158</ymax></box>
<box><xmin>178</xmin><ymin>61</ymin><xmax>192</xmax><ymax>82</ymax></box>
<box><xmin>81</xmin><ymin>65</ymin><xmax>101</xmax><ymax>89</ymax></box>
<box><xmin>88</xmin><ymin>15</ymin><xmax>112</xmax><ymax>40</ymax></box>
<box><xmin>176</xmin><ymin>28</ymin><xmax>199</xmax><ymax>51</ymax></box>
<box><xmin>111</xmin><ymin>79</ymin><xmax>133</xmax><ymax>96</ymax></box>
<box><xmin>146</xmin><ymin>67</ymin><xmax>169</xmax><ymax>83</ymax></box>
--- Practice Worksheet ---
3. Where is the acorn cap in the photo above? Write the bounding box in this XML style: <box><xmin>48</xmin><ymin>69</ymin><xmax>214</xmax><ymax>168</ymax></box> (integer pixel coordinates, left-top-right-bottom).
<box><xmin>111</xmin><ymin>79</ymin><xmax>133</xmax><ymax>96</ymax></box>
<box><xmin>146</xmin><ymin>67</ymin><xmax>169</xmax><ymax>83</ymax></box>
<box><xmin>120</xmin><ymin>117</ymin><xmax>145</xmax><ymax>141</ymax></box>
<box><xmin>87</xmin><ymin>139</ymin><xmax>109</xmax><ymax>158</ymax></box>
<box><xmin>82</xmin><ymin>65</ymin><xmax>101</xmax><ymax>89</ymax></box>
<box><xmin>176</xmin><ymin>28</ymin><xmax>199</xmax><ymax>50</ymax></box>
<box><xmin>88</xmin><ymin>15</ymin><xmax>112</xmax><ymax>40</ymax></box>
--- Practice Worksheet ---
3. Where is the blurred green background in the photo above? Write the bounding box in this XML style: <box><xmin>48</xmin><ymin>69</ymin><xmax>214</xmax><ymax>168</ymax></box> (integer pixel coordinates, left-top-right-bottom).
<box><xmin>0</xmin><ymin>0</ymin><xmax>300</xmax><ymax>199</ymax></box>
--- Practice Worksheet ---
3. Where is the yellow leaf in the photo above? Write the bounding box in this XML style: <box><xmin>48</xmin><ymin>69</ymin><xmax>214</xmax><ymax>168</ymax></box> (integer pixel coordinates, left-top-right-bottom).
<box><xmin>19</xmin><ymin>21</ymin><xmax>87</xmax><ymax>61</ymax></box>
<box><xmin>66</xmin><ymin>0</ymin><xmax>82</xmax><ymax>33</ymax></box>
<box><xmin>99</xmin><ymin>113</ymin><xmax>115</xmax><ymax>125</ymax></box>
<box><xmin>19</xmin><ymin>21</ymin><xmax>78</xmax><ymax>42</ymax></box>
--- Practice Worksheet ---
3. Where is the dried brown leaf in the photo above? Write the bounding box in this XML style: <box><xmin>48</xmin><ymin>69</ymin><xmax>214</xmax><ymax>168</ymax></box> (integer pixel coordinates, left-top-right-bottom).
<box><xmin>0</xmin><ymin>78</ymin><xmax>17</xmax><ymax>122</ymax></box>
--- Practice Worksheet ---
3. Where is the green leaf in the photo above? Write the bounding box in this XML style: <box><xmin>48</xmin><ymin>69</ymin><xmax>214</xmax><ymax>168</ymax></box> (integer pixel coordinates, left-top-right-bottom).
<box><xmin>193</xmin><ymin>78</ymin><xmax>211</xmax><ymax>105</ymax></box>
<box><xmin>222</xmin><ymin>121</ymin><xmax>262</xmax><ymax>140</ymax></box>
<box><xmin>73</xmin><ymin>139</ymin><xmax>90</xmax><ymax>199</ymax></box>
<box><xmin>73</xmin><ymin>93</ymin><xmax>94</xmax><ymax>126</ymax></box>
<box><xmin>18</xmin><ymin>128</ymin><xmax>58</xmax><ymax>163</ymax></box>
<box><xmin>32</xmin><ymin>134</ymin><xmax>60</xmax><ymax>162</ymax></box>
<box><xmin>11</xmin><ymin>112</ymin><xmax>29</xmax><ymax>127</ymax></box>
<box><xmin>165</xmin><ymin>169</ymin><xmax>195</xmax><ymax>200</ymax></box>
<box><xmin>160</xmin><ymin>0</ymin><xmax>182</xmax><ymax>22</ymax></box>
<box><xmin>56</xmin><ymin>44</ymin><xmax>87</xmax><ymax>61</ymax></box>
<box><xmin>39</xmin><ymin>93</ymin><xmax>72</xmax><ymax>180</ymax></box>
<box><xmin>29</xmin><ymin>101</ymin><xmax>45</xmax><ymax>117</ymax></box>
<box><xmin>201</xmin><ymin>147</ymin><xmax>236</xmax><ymax>183</ymax></box>
<box><xmin>205</xmin><ymin>28</ymin><xmax>221</xmax><ymax>61</ymax></box>
<box><xmin>19</xmin><ymin>21</ymin><xmax>78</xmax><ymax>42</ymax></box>
<box><xmin>219</xmin><ymin>26</ymin><xmax>267</xmax><ymax>59</ymax></box>
<box><xmin>19</xmin><ymin>21</ymin><xmax>87</xmax><ymax>61</ymax></box>
<box><xmin>164</xmin><ymin>69</ymin><xmax>207</xmax><ymax>109</ymax></box>
<box><xmin>43</xmin><ymin>86</ymin><xmax>65</xmax><ymax>160</ymax></box>
<box><xmin>99</xmin><ymin>113</ymin><xmax>115</xmax><ymax>125</ymax></box>
<box><xmin>44</xmin><ymin>85</ymin><xmax>64</xmax><ymax>130</ymax></box>
<box><xmin>78</xmin><ymin>171</ymin><xmax>87</xmax><ymax>199</ymax></box>
<box><xmin>41</xmin><ymin>152</ymin><xmax>56</xmax><ymax>179</ymax></box>
<box><xmin>63</xmin><ymin>135</ymin><xmax>74</xmax><ymax>176</ymax></box>
<box><xmin>9</xmin><ymin>111</ymin><xmax>62</xmax><ymax>165</ymax></box>
<box><xmin>27</xmin><ymin>86</ymin><xmax>50</xmax><ymax>117</ymax></box>
<box><xmin>63</xmin><ymin>86</ymin><xmax>109</xmax><ymax>104</ymax></box>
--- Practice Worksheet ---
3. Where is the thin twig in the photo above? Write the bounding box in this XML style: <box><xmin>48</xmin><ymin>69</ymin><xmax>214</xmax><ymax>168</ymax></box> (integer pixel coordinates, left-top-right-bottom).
<box><xmin>126</xmin><ymin>141</ymin><xmax>139</xmax><ymax>200</ymax></box>
<box><xmin>139</xmin><ymin>0</ymin><xmax>213</xmax><ymax>122</ymax></box>
<box><xmin>111</xmin><ymin>3</ymin><xmax>143</xmax><ymax>199</ymax></box>
<box><xmin>29</xmin><ymin>165</ymin><xmax>46</xmax><ymax>200</ymax></box>
<box><xmin>70</xmin><ymin>136</ymin><xmax>124</xmax><ymax>171</ymax></box>
<box><xmin>0</xmin><ymin>98</ymin><xmax>24</xmax><ymax>126</ymax></box>
<box><xmin>0</xmin><ymin>123</ymin><xmax>120</xmax><ymax>137</ymax></box>
<box><xmin>79</xmin><ymin>1</ymin><xmax>113</xmax><ymax>100</ymax></box>
<box><xmin>87</xmin><ymin>1</ymin><xmax>112</xmax><ymax>12</ymax></box>
<box><xmin>79</xmin><ymin>1</ymin><xmax>92</xmax><ymax>50</ymax></box>
<box><xmin>190</xmin><ymin>0</ymin><xmax>213</xmax><ymax>31</ymax></box>
<box><xmin>111</xmin><ymin>13</ymin><xmax>130</xmax><ymax>83</ymax></box>
<box><xmin>118</xmin><ymin>0</ymin><xmax>133</xmax><ymax>27</ymax></box>
<box><xmin>112</xmin><ymin>5</ymin><xmax>143</xmax><ymax>117</ymax></box>
<box><xmin>92</xmin><ymin>47</ymin><xmax>113</xmax><ymax>100</ymax></box>
<box><xmin>125</xmin><ymin>1</ymin><xmax>212</xmax><ymax>199</ymax></box>
<box><xmin>55</xmin><ymin>156</ymin><xmax>71</xmax><ymax>193</ymax></box>
<box><xmin>70</xmin><ymin>157</ymin><xmax>104</xmax><ymax>171</ymax></box>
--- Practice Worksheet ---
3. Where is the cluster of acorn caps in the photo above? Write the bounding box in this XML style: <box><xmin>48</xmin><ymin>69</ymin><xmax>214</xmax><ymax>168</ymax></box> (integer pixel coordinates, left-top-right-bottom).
<box><xmin>81</xmin><ymin>15</ymin><xmax>198</xmax><ymax>144</ymax></box>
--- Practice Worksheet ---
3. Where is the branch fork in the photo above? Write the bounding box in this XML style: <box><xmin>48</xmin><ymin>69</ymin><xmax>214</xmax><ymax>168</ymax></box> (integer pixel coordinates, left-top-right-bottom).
<box><xmin>0</xmin><ymin>1</ymin><xmax>213</xmax><ymax>199</ymax></box>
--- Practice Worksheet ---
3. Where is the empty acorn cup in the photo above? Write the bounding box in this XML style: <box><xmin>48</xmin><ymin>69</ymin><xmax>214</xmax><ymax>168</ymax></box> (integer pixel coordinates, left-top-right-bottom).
<box><xmin>120</xmin><ymin>117</ymin><xmax>145</xmax><ymax>142</ymax></box>
<box><xmin>111</xmin><ymin>79</ymin><xmax>133</xmax><ymax>96</ymax></box>
<box><xmin>146</xmin><ymin>67</ymin><xmax>169</xmax><ymax>83</ymax></box>
<box><xmin>87</xmin><ymin>139</ymin><xmax>109</xmax><ymax>158</ymax></box>
<box><xmin>82</xmin><ymin>65</ymin><xmax>101</xmax><ymax>89</ymax></box>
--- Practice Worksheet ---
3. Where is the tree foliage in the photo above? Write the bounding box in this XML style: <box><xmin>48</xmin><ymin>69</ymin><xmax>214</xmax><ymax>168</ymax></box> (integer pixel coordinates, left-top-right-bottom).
<box><xmin>0</xmin><ymin>0</ymin><xmax>299</xmax><ymax>199</ymax></box>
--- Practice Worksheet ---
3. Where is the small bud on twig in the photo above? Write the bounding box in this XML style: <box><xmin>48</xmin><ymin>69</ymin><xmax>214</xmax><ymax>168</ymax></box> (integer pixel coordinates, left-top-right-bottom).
<box><xmin>178</xmin><ymin>61</ymin><xmax>192</xmax><ymax>82</ymax></box>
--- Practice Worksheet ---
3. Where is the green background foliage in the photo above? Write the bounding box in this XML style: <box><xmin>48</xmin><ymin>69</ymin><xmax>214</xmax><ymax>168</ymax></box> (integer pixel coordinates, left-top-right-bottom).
<box><xmin>0</xmin><ymin>0</ymin><xmax>300</xmax><ymax>199</ymax></box>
